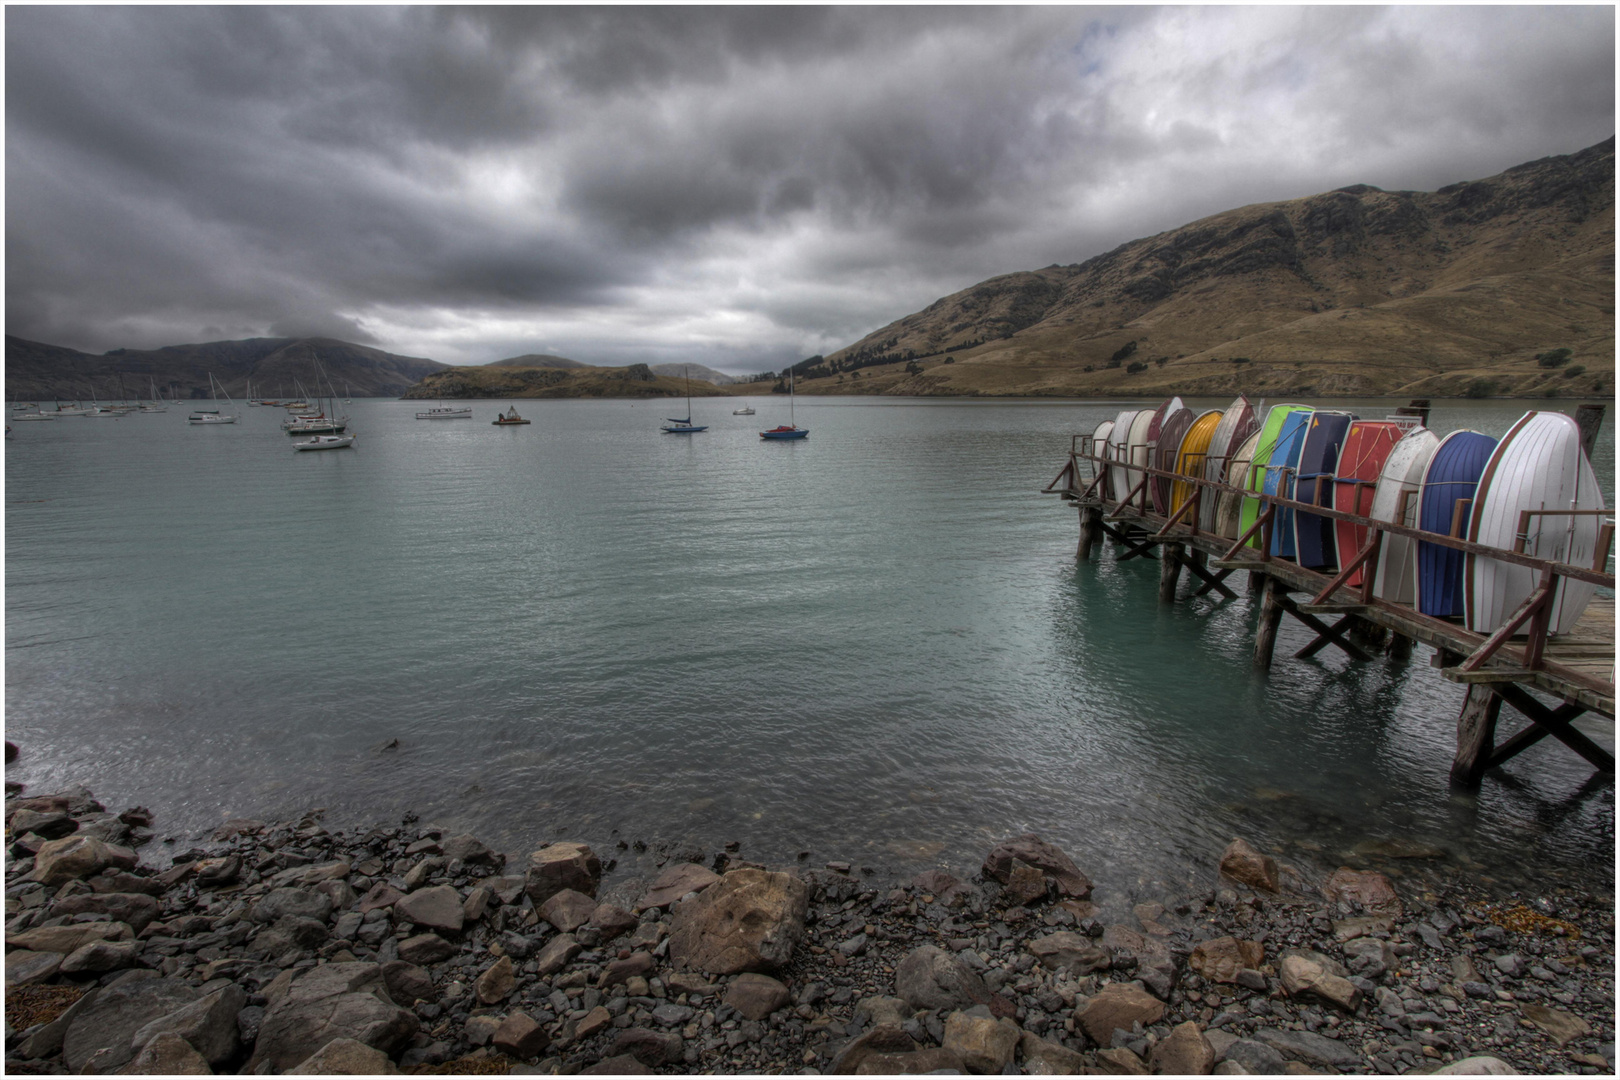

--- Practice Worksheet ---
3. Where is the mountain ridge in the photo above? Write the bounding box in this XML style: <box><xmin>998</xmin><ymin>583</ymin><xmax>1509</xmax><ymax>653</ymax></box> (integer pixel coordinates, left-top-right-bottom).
<box><xmin>4</xmin><ymin>335</ymin><xmax>445</xmax><ymax>400</ymax></box>
<box><xmin>791</xmin><ymin>137</ymin><xmax>1614</xmax><ymax>398</ymax></box>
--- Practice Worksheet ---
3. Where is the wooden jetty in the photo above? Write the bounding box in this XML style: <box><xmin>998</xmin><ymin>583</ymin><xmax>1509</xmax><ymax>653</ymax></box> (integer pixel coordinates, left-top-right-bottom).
<box><xmin>1045</xmin><ymin>414</ymin><xmax>1614</xmax><ymax>790</ymax></box>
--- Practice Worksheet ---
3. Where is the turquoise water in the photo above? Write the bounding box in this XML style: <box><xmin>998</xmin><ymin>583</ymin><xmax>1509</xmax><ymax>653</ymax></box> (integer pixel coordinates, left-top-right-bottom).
<box><xmin>5</xmin><ymin>397</ymin><xmax>1613</xmax><ymax>901</ymax></box>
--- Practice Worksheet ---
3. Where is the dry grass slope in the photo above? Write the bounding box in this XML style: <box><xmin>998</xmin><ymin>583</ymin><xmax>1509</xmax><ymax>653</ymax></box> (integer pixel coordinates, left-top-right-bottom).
<box><xmin>401</xmin><ymin>362</ymin><xmax>728</xmax><ymax>400</ymax></box>
<box><xmin>800</xmin><ymin>138</ymin><xmax>1614</xmax><ymax>399</ymax></box>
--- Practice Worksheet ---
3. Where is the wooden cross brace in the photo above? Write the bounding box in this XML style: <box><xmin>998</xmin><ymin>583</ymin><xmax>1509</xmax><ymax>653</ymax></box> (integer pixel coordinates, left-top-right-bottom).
<box><xmin>1276</xmin><ymin>592</ymin><xmax>1373</xmax><ymax>662</ymax></box>
<box><xmin>1096</xmin><ymin>519</ymin><xmax>1161</xmax><ymax>562</ymax></box>
<box><xmin>1492</xmin><ymin>683</ymin><xmax>1614</xmax><ymax>774</ymax></box>
<box><xmin>1182</xmin><ymin>558</ymin><xmax>1238</xmax><ymax>600</ymax></box>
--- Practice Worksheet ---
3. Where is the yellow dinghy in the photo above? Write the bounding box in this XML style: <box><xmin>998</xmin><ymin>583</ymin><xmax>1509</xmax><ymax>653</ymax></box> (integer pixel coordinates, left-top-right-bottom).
<box><xmin>1169</xmin><ymin>409</ymin><xmax>1223</xmax><ymax>519</ymax></box>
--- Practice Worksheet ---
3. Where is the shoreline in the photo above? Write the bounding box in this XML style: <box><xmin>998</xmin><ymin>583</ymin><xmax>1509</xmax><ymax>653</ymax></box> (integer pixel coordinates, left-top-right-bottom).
<box><xmin>5</xmin><ymin>775</ymin><xmax>1614</xmax><ymax>1076</ymax></box>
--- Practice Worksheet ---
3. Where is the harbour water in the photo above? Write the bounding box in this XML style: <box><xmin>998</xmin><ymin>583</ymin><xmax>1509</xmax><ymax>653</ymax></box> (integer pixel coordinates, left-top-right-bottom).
<box><xmin>5</xmin><ymin>396</ymin><xmax>1613</xmax><ymax>904</ymax></box>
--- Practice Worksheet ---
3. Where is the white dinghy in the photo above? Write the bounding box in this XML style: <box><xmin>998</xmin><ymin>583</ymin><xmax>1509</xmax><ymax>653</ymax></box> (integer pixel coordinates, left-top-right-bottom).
<box><xmin>1089</xmin><ymin>419</ymin><xmax>1115</xmax><ymax>500</ymax></box>
<box><xmin>1465</xmin><ymin>411</ymin><xmax>1606</xmax><ymax>635</ymax></box>
<box><xmin>1106</xmin><ymin>410</ymin><xmax>1139</xmax><ymax>505</ymax></box>
<box><xmin>1369</xmin><ymin>427</ymin><xmax>1440</xmax><ymax>606</ymax></box>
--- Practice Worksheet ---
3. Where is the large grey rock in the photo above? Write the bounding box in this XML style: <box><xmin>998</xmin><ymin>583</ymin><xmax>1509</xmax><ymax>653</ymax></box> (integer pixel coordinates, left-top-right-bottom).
<box><xmin>60</xmin><ymin>939</ymin><xmax>142</xmax><ymax>975</ymax></box>
<box><xmin>638</xmin><ymin>862</ymin><xmax>722</xmax><ymax>910</ymax></box>
<box><xmin>251</xmin><ymin>915</ymin><xmax>329</xmax><ymax>960</ymax></box>
<box><xmin>1218</xmin><ymin>839</ymin><xmax>1279</xmax><ymax>893</ymax></box>
<box><xmin>63</xmin><ymin>977</ymin><xmax>199</xmax><ymax>1072</ymax></box>
<box><xmin>535</xmin><ymin>932</ymin><xmax>582</xmax><ymax>976</ymax></box>
<box><xmin>667</xmin><ymin>867</ymin><xmax>808</xmax><ymax>975</ymax></box>
<box><xmin>524</xmin><ymin>842</ymin><xmax>602</xmax><ymax>907</ymax></box>
<box><xmin>285</xmin><ymin>1036</ymin><xmax>402</xmax><ymax>1074</ymax></box>
<box><xmin>491</xmin><ymin>1011</ymin><xmax>550</xmax><ymax>1059</ymax></box>
<box><xmin>397</xmin><ymin>933</ymin><xmax>456</xmax><ymax>965</ymax></box>
<box><xmin>982</xmin><ymin>834</ymin><xmax>1092</xmax><ymax>899</ymax></box>
<box><xmin>1279</xmin><ymin>954</ymin><xmax>1362</xmax><ymax>1012</ymax></box>
<box><xmin>251</xmin><ymin>888</ymin><xmax>333</xmax><ymax>925</ymax></box>
<box><xmin>1074</xmin><ymin>982</ymin><xmax>1165</xmax><ymax>1044</ymax></box>
<box><xmin>381</xmin><ymin>961</ymin><xmax>435</xmax><ymax>1006</ymax></box>
<box><xmin>1222</xmin><ymin>1039</ymin><xmax>1287</xmax><ymax>1074</ymax></box>
<box><xmin>120</xmin><ymin>1031</ymin><xmax>213</xmax><ymax>1074</ymax></box>
<box><xmin>894</xmin><ymin>945</ymin><xmax>991</xmax><ymax>1011</ymax></box>
<box><xmin>1253</xmin><ymin>1027</ymin><xmax>1359</xmax><ymax>1068</ymax></box>
<box><xmin>130</xmin><ymin>985</ymin><xmax>246</xmax><ymax>1068</ymax></box>
<box><xmin>1149</xmin><ymin>1021</ymin><xmax>1215</xmax><ymax>1075</ymax></box>
<box><xmin>53</xmin><ymin>892</ymin><xmax>162</xmax><ymax>934</ymax></box>
<box><xmin>1027</xmin><ymin>931</ymin><xmax>1111</xmax><ymax>974</ymax></box>
<box><xmin>29</xmin><ymin>835</ymin><xmax>134</xmax><ymax>886</ymax></box>
<box><xmin>942</xmin><ymin>1010</ymin><xmax>1021</xmax><ymax>1073</ymax></box>
<box><xmin>7</xmin><ymin>920</ymin><xmax>131</xmax><ymax>954</ymax></box>
<box><xmin>1189</xmin><ymin>937</ymin><xmax>1264</xmax><ymax>984</ymax></box>
<box><xmin>6</xmin><ymin>949</ymin><xmax>62</xmax><ymax>987</ymax></box>
<box><xmin>1320</xmin><ymin>867</ymin><xmax>1402</xmax><ymax>916</ymax></box>
<box><xmin>724</xmin><ymin>972</ymin><xmax>791</xmax><ymax>1020</ymax></box>
<box><xmin>609</xmin><ymin>1027</ymin><xmax>684</xmax><ymax>1067</ymax></box>
<box><xmin>539</xmin><ymin>888</ymin><xmax>597</xmax><ymax>932</ymax></box>
<box><xmin>394</xmin><ymin>885</ymin><xmax>465</xmax><ymax>933</ymax></box>
<box><xmin>247</xmin><ymin>962</ymin><xmax>416</xmax><ymax>1072</ymax></box>
<box><xmin>830</xmin><ymin>1024</ymin><xmax>919</xmax><ymax>1074</ymax></box>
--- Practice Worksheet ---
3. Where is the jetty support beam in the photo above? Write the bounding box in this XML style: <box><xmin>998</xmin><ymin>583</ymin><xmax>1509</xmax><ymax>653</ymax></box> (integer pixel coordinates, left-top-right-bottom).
<box><xmin>1159</xmin><ymin>543</ymin><xmax>1184</xmax><ymax>603</ymax></box>
<box><xmin>1254</xmin><ymin>576</ymin><xmax>1286</xmax><ymax>670</ymax></box>
<box><xmin>1077</xmin><ymin>505</ymin><xmax>1102</xmax><ymax>562</ymax></box>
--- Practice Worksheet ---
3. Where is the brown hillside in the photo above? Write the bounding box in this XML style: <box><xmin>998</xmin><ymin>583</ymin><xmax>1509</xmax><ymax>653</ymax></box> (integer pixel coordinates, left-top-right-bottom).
<box><xmin>797</xmin><ymin>138</ymin><xmax>1614</xmax><ymax>399</ymax></box>
<box><xmin>401</xmin><ymin>362</ymin><xmax>727</xmax><ymax>400</ymax></box>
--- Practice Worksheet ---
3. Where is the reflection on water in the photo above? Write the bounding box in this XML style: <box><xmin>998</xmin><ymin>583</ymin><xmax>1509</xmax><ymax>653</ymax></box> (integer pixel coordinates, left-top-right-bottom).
<box><xmin>4</xmin><ymin>396</ymin><xmax>1612</xmax><ymax>903</ymax></box>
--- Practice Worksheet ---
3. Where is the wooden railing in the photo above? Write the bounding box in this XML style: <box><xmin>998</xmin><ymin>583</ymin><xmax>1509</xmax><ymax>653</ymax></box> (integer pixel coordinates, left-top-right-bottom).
<box><xmin>1049</xmin><ymin>443</ymin><xmax>1615</xmax><ymax>680</ymax></box>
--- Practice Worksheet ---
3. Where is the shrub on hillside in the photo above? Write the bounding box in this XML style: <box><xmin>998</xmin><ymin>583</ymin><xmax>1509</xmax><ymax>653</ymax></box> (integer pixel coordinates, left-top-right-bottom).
<box><xmin>1536</xmin><ymin>348</ymin><xmax>1573</xmax><ymax>368</ymax></box>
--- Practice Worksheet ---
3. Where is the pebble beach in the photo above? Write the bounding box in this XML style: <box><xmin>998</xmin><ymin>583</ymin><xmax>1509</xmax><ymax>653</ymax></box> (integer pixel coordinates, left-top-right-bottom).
<box><xmin>3</xmin><ymin>763</ymin><xmax>1615</xmax><ymax>1076</ymax></box>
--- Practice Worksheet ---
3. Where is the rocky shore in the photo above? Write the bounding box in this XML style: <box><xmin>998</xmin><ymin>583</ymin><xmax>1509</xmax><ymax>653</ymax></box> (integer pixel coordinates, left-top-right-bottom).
<box><xmin>3</xmin><ymin>777</ymin><xmax>1614</xmax><ymax>1076</ymax></box>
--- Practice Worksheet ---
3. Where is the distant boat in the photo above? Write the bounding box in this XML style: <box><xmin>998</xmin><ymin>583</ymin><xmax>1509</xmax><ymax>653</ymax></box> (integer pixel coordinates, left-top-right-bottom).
<box><xmin>416</xmin><ymin>405</ymin><xmax>472</xmax><ymax>420</ymax></box>
<box><xmin>293</xmin><ymin>355</ymin><xmax>354</xmax><ymax>449</ymax></box>
<box><xmin>662</xmin><ymin>366</ymin><xmax>709</xmax><ymax>434</ymax></box>
<box><xmin>188</xmin><ymin>373</ymin><xmax>239</xmax><ymax>425</ymax></box>
<box><xmin>760</xmin><ymin>367</ymin><xmax>808</xmax><ymax>440</ymax></box>
<box><xmin>10</xmin><ymin>411</ymin><xmax>55</xmax><ymax>422</ymax></box>
<box><xmin>733</xmin><ymin>406</ymin><xmax>755</xmax><ymax>415</ymax></box>
<box><xmin>293</xmin><ymin>434</ymin><xmax>354</xmax><ymax>451</ymax></box>
<box><xmin>493</xmin><ymin>406</ymin><xmax>531</xmax><ymax>426</ymax></box>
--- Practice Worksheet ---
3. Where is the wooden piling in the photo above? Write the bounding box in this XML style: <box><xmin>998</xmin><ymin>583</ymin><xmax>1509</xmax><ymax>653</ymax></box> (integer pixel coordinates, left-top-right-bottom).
<box><xmin>1253</xmin><ymin>575</ymin><xmax>1286</xmax><ymax>670</ymax></box>
<box><xmin>1247</xmin><ymin>570</ymin><xmax>1265</xmax><ymax>597</ymax></box>
<box><xmin>1077</xmin><ymin>506</ymin><xmax>1100</xmax><ymax>562</ymax></box>
<box><xmin>1159</xmin><ymin>542</ymin><xmax>1184</xmax><ymax>603</ymax></box>
<box><xmin>1386</xmin><ymin>632</ymin><xmax>1415</xmax><ymax>663</ymax></box>
<box><xmin>1451</xmin><ymin>685</ymin><xmax>1504</xmax><ymax>788</ymax></box>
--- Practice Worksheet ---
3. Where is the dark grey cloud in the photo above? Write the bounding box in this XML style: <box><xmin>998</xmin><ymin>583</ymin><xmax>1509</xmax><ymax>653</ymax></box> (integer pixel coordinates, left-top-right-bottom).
<box><xmin>5</xmin><ymin>6</ymin><xmax>1613</xmax><ymax>368</ymax></box>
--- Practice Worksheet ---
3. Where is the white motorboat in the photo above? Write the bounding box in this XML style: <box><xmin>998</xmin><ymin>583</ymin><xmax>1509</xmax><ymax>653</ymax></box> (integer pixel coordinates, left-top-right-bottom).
<box><xmin>293</xmin><ymin>433</ymin><xmax>355</xmax><ymax>451</ymax></box>
<box><xmin>11</xmin><ymin>412</ymin><xmax>55</xmax><ymax>422</ymax></box>
<box><xmin>416</xmin><ymin>405</ymin><xmax>473</xmax><ymax>420</ymax></box>
<box><xmin>733</xmin><ymin>406</ymin><xmax>755</xmax><ymax>415</ymax></box>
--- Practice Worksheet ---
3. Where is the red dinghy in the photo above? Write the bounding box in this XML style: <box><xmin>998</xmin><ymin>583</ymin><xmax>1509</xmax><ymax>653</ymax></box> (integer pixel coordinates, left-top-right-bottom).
<box><xmin>1331</xmin><ymin>420</ymin><xmax>1404</xmax><ymax>586</ymax></box>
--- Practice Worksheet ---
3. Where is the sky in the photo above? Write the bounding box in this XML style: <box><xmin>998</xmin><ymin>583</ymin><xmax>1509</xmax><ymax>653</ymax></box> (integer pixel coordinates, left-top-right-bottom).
<box><xmin>5</xmin><ymin>6</ymin><xmax>1614</xmax><ymax>373</ymax></box>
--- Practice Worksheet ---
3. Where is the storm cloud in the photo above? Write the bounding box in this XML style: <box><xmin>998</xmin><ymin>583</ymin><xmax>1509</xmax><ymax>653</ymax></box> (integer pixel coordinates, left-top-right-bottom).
<box><xmin>6</xmin><ymin>6</ymin><xmax>1613</xmax><ymax>369</ymax></box>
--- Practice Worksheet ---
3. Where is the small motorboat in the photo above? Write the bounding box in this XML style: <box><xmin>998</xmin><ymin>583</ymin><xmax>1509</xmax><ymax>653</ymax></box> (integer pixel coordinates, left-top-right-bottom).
<box><xmin>493</xmin><ymin>407</ymin><xmax>531</xmax><ymax>426</ymax></box>
<box><xmin>293</xmin><ymin>434</ymin><xmax>355</xmax><ymax>451</ymax></box>
<box><xmin>733</xmin><ymin>406</ymin><xmax>755</xmax><ymax>415</ymax></box>
<box><xmin>416</xmin><ymin>405</ymin><xmax>472</xmax><ymax>420</ymax></box>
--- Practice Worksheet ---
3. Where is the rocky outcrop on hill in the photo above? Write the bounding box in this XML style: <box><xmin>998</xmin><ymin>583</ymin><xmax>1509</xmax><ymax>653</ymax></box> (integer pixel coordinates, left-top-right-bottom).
<box><xmin>3</xmin><ymin>771</ymin><xmax>1613</xmax><ymax>1075</ymax></box>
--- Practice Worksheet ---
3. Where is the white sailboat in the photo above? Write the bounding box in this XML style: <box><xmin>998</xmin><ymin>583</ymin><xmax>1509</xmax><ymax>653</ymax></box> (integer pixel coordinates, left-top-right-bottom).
<box><xmin>293</xmin><ymin>358</ymin><xmax>355</xmax><ymax>450</ymax></box>
<box><xmin>188</xmin><ymin>373</ymin><xmax>240</xmax><ymax>424</ymax></box>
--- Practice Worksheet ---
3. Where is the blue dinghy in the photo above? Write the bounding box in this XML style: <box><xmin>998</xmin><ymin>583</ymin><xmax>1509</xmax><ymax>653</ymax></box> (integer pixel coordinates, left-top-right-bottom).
<box><xmin>1292</xmin><ymin>411</ymin><xmax>1355</xmax><ymax>569</ymax></box>
<box><xmin>1416</xmin><ymin>430</ymin><xmax>1497</xmax><ymax>617</ymax></box>
<box><xmin>1263</xmin><ymin>409</ymin><xmax>1313</xmax><ymax>558</ymax></box>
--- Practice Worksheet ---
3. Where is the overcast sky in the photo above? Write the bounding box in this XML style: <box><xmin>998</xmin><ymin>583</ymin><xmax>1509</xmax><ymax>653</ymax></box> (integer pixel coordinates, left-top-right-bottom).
<box><xmin>6</xmin><ymin>6</ymin><xmax>1614</xmax><ymax>371</ymax></box>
